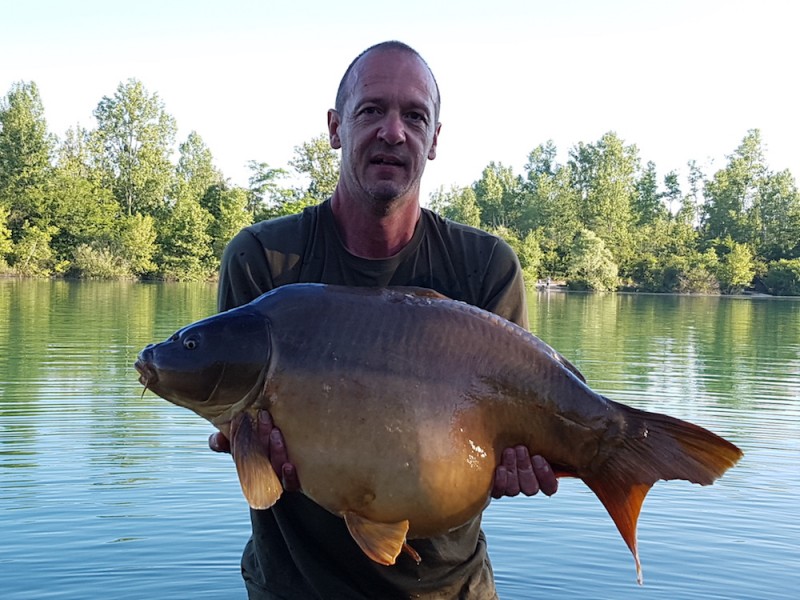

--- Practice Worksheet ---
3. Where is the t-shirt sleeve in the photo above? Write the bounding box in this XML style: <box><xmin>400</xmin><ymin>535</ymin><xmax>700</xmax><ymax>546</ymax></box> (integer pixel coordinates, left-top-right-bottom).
<box><xmin>217</xmin><ymin>227</ymin><xmax>275</xmax><ymax>312</ymax></box>
<box><xmin>480</xmin><ymin>237</ymin><xmax>529</xmax><ymax>330</ymax></box>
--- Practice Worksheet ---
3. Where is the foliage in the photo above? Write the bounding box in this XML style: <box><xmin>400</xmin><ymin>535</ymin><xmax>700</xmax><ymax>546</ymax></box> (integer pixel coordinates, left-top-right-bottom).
<box><xmin>565</xmin><ymin>229</ymin><xmax>619</xmax><ymax>291</ymax></box>
<box><xmin>473</xmin><ymin>162</ymin><xmax>523</xmax><ymax>229</ymax></box>
<box><xmin>755</xmin><ymin>169</ymin><xmax>800</xmax><ymax>261</ymax></box>
<box><xmin>176</xmin><ymin>131</ymin><xmax>223</xmax><ymax>204</ymax></box>
<box><xmin>763</xmin><ymin>259</ymin><xmax>800</xmax><ymax>296</ymax></box>
<box><xmin>246</xmin><ymin>160</ymin><xmax>289</xmax><ymax>220</ymax></box>
<box><xmin>11</xmin><ymin>222</ymin><xmax>62</xmax><ymax>276</ymax></box>
<box><xmin>429</xmin><ymin>185</ymin><xmax>481</xmax><ymax>227</ymax></box>
<box><xmin>91</xmin><ymin>79</ymin><xmax>177</xmax><ymax>217</ymax></box>
<box><xmin>568</xmin><ymin>132</ymin><xmax>638</xmax><ymax>273</ymax></box>
<box><xmin>115</xmin><ymin>213</ymin><xmax>158</xmax><ymax>276</ymax></box>
<box><xmin>204</xmin><ymin>184</ymin><xmax>252</xmax><ymax>258</ymax></box>
<box><xmin>288</xmin><ymin>134</ymin><xmax>340</xmax><ymax>203</ymax></box>
<box><xmin>158</xmin><ymin>198</ymin><xmax>214</xmax><ymax>281</ymax></box>
<box><xmin>0</xmin><ymin>81</ymin><xmax>55</xmax><ymax>242</ymax></box>
<box><xmin>701</xmin><ymin>130</ymin><xmax>759</xmax><ymax>240</ymax></box>
<box><xmin>714</xmin><ymin>238</ymin><xmax>755</xmax><ymax>294</ymax></box>
<box><xmin>2</xmin><ymin>77</ymin><xmax>800</xmax><ymax>294</ymax></box>
<box><xmin>0</xmin><ymin>204</ymin><xmax>12</xmax><ymax>260</ymax></box>
<box><xmin>71</xmin><ymin>243</ymin><xmax>131</xmax><ymax>279</ymax></box>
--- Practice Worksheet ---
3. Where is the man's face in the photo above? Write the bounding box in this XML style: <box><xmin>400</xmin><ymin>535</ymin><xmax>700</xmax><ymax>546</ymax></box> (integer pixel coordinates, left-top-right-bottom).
<box><xmin>328</xmin><ymin>50</ymin><xmax>441</xmax><ymax>207</ymax></box>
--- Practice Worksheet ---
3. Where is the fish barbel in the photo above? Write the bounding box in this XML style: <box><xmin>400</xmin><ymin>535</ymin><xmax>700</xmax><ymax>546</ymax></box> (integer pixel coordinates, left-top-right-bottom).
<box><xmin>135</xmin><ymin>284</ymin><xmax>742</xmax><ymax>583</ymax></box>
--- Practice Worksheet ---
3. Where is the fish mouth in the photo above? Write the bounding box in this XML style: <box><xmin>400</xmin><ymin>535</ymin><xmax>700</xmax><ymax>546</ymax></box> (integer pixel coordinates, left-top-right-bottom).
<box><xmin>134</xmin><ymin>358</ymin><xmax>158</xmax><ymax>390</ymax></box>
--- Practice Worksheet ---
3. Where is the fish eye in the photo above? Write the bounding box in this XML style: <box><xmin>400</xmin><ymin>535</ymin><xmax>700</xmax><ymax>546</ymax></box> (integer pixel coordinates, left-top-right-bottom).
<box><xmin>183</xmin><ymin>336</ymin><xmax>199</xmax><ymax>350</ymax></box>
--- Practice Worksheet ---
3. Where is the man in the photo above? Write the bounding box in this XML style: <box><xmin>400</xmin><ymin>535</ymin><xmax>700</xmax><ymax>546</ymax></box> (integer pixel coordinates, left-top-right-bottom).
<box><xmin>210</xmin><ymin>41</ymin><xmax>558</xmax><ymax>599</ymax></box>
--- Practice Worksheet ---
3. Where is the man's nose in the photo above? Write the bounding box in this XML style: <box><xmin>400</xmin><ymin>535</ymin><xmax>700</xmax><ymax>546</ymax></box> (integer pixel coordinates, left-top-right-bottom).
<box><xmin>377</xmin><ymin>112</ymin><xmax>406</xmax><ymax>145</ymax></box>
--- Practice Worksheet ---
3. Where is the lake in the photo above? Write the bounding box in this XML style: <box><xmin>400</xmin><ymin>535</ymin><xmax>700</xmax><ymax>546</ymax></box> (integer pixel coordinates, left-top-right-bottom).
<box><xmin>1</xmin><ymin>279</ymin><xmax>798</xmax><ymax>599</ymax></box>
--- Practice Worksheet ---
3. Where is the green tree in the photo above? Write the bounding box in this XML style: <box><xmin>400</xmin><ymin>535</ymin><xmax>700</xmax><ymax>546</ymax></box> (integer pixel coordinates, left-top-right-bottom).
<box><xmin>58</xmin><ymin>125</ymin><xmax>101</xmax><ymax>182</ymax></box>
<box><xmin>11</xmin><ymin>222</ymin><xmax>61</xmax><ymax>276</ymax></box>
<box><xmin>176</xmin><ymin>131</ymin><xmax>223</xmax><ymax>204</ymax></box>
<box><xmin>763</xmin><ymin>258</ymin><xmax>800</xmax><ymax>295</ymax></box>
<box><xmin>632</xmin><ymin>161</ymin><xmax>668</xmax><ymax>225</ymax></box>
<box><xmin>158</xmin><ymin>198</ymin><xmax>214</xmax><ymax>280</ymax></box>
<box><xmin>662</xmin><ymin>170</ymin><xmax>683</xmax><ymax>216</ymax></box>
<box><xmin>0</xmin><ymin>81</ymin><xmax>56</xmax><ymax>240</ymax></box>
<box><xmin>568</xmin><ymin>132</ymin><xmax>638</xmax><ymax>272</ymax></box>
<box><xmin>524</xmin><ymin>140</ymin><xmax>558</xmax><ymax>179</ymax></box>
<box><xmin>289</xmin><ymin>134</ymin><xmax>340</xmax><ymax>203</ymax></box>
<box><xmin>203</xmin><ymin>184</ymin><xmax>252</xmax><ymax>258</ymax></box>
<box><xmin>523</xmin><ymin>150</ymin><xmax>582</xmax><ymax>275</ymax></box>
<box><xmin>47</xmin><ymin>169</ymin><xmax>117</xmax><ymax>263</ymax></box>
<box><xmin>566</xmin><ymin>229</ymin><xmax>619</xmax><ymax>291</ymax></box>
<box><xmin>715</xmin><ymin>238</ymin><xmax>755</xmax><ymax>294</ymax></box>
<box><xmin>473</xmin><ymin>162</ymin><xmax>522</xmax><ymax>229</ymax></box>
<box><xmin>115</xmin><ymin>213</ymin><xmax>158</xmax><ymax>276</ymax></box>
<box><xmin>701</xmin><ymin>129</ymin><xmax>767</xmax><ymax>247</ymax></box>
<box><xmin>246</xmin><ymin>160</ymin><xmax>290</xmax><ymax>219</ymax></box>
<box><xmin>754</xmin><ymin>169</ymin><xmax>800</xmax><ymax>261</ymax></box>
<box><xmin>429</xmin><ymin>185</ymin><xmax>481</xmax><ymax>227</ymax></box>
<box><xmin>92</xmin><ymin>78</ymin><xmax>177</xmax><ymax>216</ymax></box>
<box><xmin>0</xmin><ymin>204</ymin><xmax>12</xmax><ymax>268</ymax></box>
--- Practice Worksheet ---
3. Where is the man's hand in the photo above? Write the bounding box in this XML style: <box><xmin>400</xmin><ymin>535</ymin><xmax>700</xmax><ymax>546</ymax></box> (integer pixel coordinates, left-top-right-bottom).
<box><xmin>208</xmin><ymin>410</ymin><xmax>301</xmax><ymax>492</ymax></box>
<box><xmin>491</xmin><ymin>446</ymin><xmax>558</xmax><ymax>499</ymax></box>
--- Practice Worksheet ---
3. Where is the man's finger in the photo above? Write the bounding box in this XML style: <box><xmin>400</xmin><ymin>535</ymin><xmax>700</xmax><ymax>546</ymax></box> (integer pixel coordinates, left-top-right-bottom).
<box><xmin>282</xmin><ymin>463</ymin><xmax>301</xmax><ymax>492</ymax></box>
<box><xmin>532</xmin><ymin>455</ymin><xmax>558</xmax><ymax>496</ymax></box>
<box><xmin>500</xmin><ymin>447</ymin><xmax>521</xmax><ymax>497</ymax></box>
<box><xmin>491</xmin><ymin>466</ymin><xmax>508</xmax><ymax>499</ymax></box>
<box><xmin>269</xmin><ymin>427</ymin><xmax>289</xmax><ymax>471</ymax></box>
<box><xmin>515</xmin><ymin>446</ymin><xmax>540</xmax><ymax>497</ymax></box>
<box><xmin>257</xmin><ymin>409</ymin><xmax>275</xmax><ymax>446</ymax></box>
<box><xmin>208</xmin><ymin>431</ymin><xmax>231</xmax><ymax>454</ymax></box>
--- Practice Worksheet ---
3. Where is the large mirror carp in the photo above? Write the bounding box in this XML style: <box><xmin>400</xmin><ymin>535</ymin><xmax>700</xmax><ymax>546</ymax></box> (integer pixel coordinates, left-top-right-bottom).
<box><xmin>135</xmin><ymin>284</ymin><xmax>742</xmax><ymax>583</ymax></box>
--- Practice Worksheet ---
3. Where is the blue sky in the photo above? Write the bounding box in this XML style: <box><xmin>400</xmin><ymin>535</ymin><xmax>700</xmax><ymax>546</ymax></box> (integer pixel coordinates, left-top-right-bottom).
<box><xmin>2</xmin><ymin>0</ymin><xmax>798</xmax><ymax>200</ymax></box>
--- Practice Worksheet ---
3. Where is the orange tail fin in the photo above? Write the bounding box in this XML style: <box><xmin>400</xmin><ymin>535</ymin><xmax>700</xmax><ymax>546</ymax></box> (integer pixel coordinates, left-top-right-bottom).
<box><xmin>581</xmin><ymin>400</ymin><xmax>743</xmax><ymax>584</ymax></box>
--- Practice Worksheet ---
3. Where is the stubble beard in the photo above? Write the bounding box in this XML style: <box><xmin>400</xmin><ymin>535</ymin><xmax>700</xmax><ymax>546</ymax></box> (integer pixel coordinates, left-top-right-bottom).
<box><xmin>364</xmin><ymin>179</ymin><xmax>421</xmax><ymax>216</ymax></box>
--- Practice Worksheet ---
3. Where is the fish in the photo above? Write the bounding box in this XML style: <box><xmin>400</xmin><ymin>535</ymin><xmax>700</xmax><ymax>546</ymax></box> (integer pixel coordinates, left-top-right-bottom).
<box><xmin>134</xmin><ymin>283</ymin><xmax>742</xmax><ymax>583</ymax></box>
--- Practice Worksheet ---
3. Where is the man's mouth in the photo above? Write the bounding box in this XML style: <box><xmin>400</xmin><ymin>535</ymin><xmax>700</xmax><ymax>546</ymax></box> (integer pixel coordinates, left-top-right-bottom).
<box><xmin>370</xmin><ymin>155</ymin><xmax>405</xmax><ymax>167</ymax></box>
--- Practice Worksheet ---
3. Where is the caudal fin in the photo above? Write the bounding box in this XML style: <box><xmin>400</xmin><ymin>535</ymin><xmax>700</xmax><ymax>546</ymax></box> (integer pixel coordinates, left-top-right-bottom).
<box><xmin>582</xmin><ymin>401</ymin><xmax>743</xmax><ymax>584</ymax></box>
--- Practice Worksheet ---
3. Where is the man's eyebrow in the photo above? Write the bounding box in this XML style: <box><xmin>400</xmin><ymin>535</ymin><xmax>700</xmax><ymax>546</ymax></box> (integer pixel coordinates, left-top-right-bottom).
<box><xmin>353</xmin><ymin>94</ymin><xmax>433</xmax><ymax>114</ymax></box>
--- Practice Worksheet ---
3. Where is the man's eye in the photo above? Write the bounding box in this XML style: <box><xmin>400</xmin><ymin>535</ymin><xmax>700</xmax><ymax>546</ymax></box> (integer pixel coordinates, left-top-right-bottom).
<box><xmin>406</xmin><ymin>112</ymin><xmax>426</xmax><ymax>123</ymax></box>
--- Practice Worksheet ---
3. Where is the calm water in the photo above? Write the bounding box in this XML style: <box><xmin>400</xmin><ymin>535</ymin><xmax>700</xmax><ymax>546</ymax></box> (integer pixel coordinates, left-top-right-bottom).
<box><xmin>1</xmin><ymin>279</ymin><xmax>798</xmax><ymax>599</ymax></box>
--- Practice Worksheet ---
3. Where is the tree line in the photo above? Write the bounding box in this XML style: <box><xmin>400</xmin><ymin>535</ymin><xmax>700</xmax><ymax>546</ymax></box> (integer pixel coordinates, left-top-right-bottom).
<box><xmin>431</xmin><ymin>132</ymin><xmax>800</xmax><ymax>295</ymax></box>
<box><xmin>2</xmin><ymin>79</ymin><xmax>799</xmax><ymax>294</ymax></box>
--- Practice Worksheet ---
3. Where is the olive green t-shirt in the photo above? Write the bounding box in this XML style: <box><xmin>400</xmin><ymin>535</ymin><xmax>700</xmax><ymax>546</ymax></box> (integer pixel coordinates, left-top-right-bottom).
<box><xmin>217</xmin><ymin>200</ymin><xmax>527</xmax><ymax>600</ymax></box>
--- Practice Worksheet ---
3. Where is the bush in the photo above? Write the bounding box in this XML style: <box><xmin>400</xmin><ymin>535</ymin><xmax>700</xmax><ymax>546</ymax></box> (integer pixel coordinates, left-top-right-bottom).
<box><xmin>715</xmin><ymin>239</ymin><xmax>755</xmax><ymax>294</ymax></box>
<box><xmin>71</xmin><ymin>243</ymin><xmax>132</xmax><ymax>279</ymax></box>
<box><xmin>566</xmin><ymin>229</ymin><xmax>618</xmax><ymax>291</ymax></box>
<box><xmin>763</xmin><ymin>259</ymin><xmax>800</xmax><ymax>296</ymax></box>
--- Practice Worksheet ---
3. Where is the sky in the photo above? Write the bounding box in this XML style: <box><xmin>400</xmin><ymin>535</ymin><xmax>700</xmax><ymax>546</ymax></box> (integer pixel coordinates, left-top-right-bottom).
<box><xmin>2</xmin><ymin>0</ymin><xmax>798</xmax><ymax>202</ymax></box>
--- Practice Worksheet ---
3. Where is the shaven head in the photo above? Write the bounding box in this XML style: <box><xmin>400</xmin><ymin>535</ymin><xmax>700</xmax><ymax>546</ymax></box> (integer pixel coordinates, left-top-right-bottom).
<box><xmin>335</xmin><ymin>41</ymin><xmax>441</xmax><ymax>123</ymax></box>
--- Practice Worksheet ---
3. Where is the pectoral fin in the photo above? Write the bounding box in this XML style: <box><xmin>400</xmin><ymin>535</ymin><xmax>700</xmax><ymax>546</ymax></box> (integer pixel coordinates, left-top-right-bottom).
<box><xmin>343</xmin><ymin>511</ymin><xmax>410</xmax><ymax>566</ymax></box>
<box><xmin>231</xmin><ymin>412</ymin><xmax>283</xmax><ymax>509</ymax></box>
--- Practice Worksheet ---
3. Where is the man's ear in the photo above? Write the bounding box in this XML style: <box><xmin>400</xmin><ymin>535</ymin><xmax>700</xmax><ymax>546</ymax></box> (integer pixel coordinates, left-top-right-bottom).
<box><xmin>328</xmin><ymin>109</ymin><xmax>342</xmax><ymax>149</ymax></box>
<box><xmin>427</xmin><ymin>122</ymin><xmax>442</xmax><ymax>160</ymax></box>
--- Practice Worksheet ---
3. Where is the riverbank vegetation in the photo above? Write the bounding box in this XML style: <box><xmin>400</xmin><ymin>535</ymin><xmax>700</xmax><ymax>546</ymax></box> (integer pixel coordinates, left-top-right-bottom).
<box><xmin>2</xmin><ymin>79</ymin><xmax>799</xmax><ymax>294</ymax></box>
